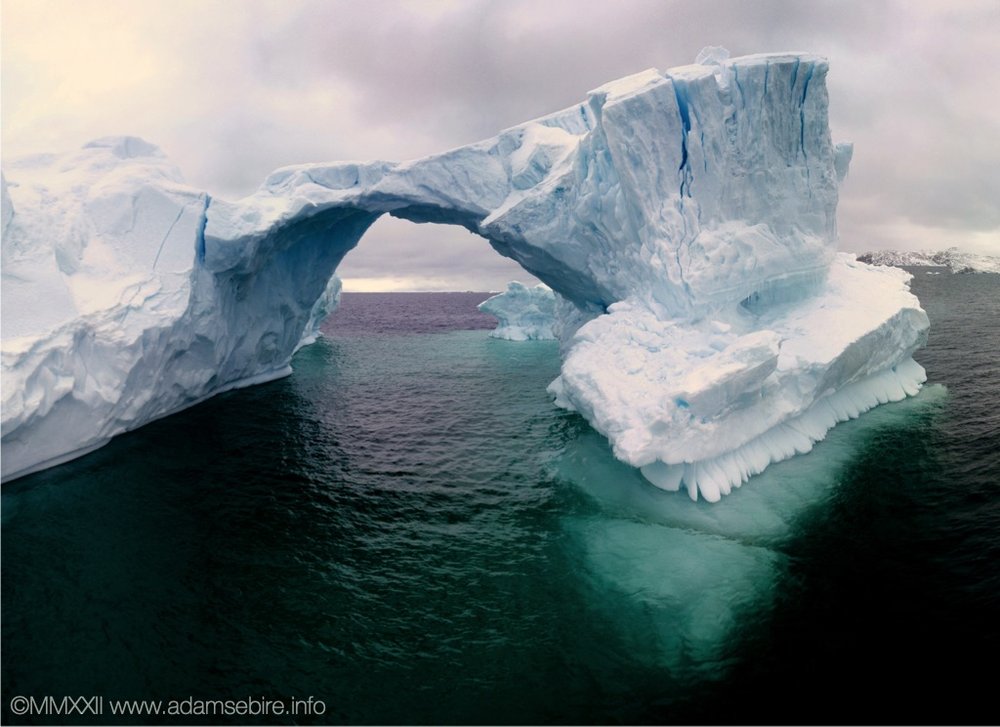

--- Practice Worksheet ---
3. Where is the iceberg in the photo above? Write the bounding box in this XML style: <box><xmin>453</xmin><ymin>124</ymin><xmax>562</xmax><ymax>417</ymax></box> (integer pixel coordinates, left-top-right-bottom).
<box><xmin>478</xmin><ymin>282</ymin><xmax>557</xmax><ymax>340</ymax></box>
<box><xmin>1</xmin><ymin>49</ymin><xmax>928</xmax><ymax>498</ymax></box>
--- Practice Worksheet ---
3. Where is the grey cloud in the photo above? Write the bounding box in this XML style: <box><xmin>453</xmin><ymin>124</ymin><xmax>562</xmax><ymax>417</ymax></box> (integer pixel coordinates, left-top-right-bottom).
<box><xmin>336</xmin><ymin>217</ymin><xmax>540</xmax><ymax>290</ymax></box>
<box><xmin>2</xmin><ymin>0</ymin><xmax>997</xmax><ymax>288</ymax></box>
<box><xmin>249</xmin><ymin>0</ymin><xmax>895</xmax><ymax>149</ymax></box>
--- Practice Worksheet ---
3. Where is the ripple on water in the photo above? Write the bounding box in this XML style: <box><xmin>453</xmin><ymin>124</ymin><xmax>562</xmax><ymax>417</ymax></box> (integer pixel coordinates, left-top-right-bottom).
<box><xmin>3</xmin><ymin>278</ymin><xmax>999</xmax><ymax>724</ymax></box>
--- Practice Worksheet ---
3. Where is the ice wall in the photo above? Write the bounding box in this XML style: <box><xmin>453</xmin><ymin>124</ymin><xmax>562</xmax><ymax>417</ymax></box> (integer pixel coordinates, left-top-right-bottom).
<box><xmin>1</xmin><ymin>50</ymin><xmax>928</xmax><ymax>496</ymax></box>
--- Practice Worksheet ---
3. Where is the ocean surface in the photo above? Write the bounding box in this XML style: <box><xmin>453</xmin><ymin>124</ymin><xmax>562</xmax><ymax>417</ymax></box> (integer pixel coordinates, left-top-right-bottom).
<box><xmin>2</xmin><ymin>275</ymin><xmax>998</xmax><ymax>725</ymax></box>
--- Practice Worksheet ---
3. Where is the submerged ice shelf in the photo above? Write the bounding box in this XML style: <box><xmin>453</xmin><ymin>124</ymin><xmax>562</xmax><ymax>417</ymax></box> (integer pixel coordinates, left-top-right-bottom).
<box><xmin>558</xmin><ymin>382</ymin><xmax>947</xmax><ymax>670</ymax></box>
<box><xmin>1</xmin><ymin>49</ymin><xmax>928</xmax><ymax>498</ymax></box>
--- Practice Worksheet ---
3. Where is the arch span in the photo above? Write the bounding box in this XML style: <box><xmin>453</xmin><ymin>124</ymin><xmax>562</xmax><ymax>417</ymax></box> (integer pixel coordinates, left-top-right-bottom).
<box><xmin>194</xmin><ymin>51</ymin><xmax>847</xmax><ymax>391</ymax></box>
<box><xmin>203</xmin><ymin>52</ymin><xmax>844</xmax><ymax>329</ymax></box>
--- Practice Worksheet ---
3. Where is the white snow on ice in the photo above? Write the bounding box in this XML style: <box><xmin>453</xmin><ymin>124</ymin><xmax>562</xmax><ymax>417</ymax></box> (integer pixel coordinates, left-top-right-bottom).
<box><xmin>478</xmin><ymin>282</ymin><xmax>556</xmax><ymax>340</ymax></box>
<box><xmin>1</xmin><ymin>50</ymin><xmax>929</xmax><ymax>500</ymax></box>
<box><xmin>858</xmin><ymin>248</ymin><xmax>1000</xmax><ymax>274</ymax></box>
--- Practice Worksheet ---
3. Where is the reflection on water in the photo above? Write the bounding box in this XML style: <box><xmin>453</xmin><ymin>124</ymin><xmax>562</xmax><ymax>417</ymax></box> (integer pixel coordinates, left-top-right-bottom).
<box><xmin>556</xmin><ymin>385</ymin><xmax>947</xmax><ymax>681</ymax></box>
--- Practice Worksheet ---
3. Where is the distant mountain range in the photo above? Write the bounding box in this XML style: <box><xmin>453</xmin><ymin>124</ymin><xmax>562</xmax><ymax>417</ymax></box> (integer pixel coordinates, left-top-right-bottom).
<box><xmin>857</xmin><ymin>248</ymin><xmax>1000</xmax><ymax>274</ymax></box>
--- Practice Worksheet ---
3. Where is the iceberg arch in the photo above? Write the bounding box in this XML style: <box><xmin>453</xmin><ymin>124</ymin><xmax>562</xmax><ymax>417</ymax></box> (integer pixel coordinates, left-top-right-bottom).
<box><xmin>1</xmin><ymin>51</ymin><xmax>928</xmax><ymax>498</ymax></box>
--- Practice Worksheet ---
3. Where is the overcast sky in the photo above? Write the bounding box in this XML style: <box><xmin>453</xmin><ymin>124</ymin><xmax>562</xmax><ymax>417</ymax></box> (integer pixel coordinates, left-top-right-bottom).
<box><xmin>3</xmin><ymin>0</ymin><xmax>998</xmax><ymax>290</ymax></box>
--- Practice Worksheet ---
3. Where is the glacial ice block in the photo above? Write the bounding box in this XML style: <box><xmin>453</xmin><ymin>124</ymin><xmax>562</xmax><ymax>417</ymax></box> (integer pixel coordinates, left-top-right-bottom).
<box><xmin>478</xmin><ymin>282</ymin><xmax>557</xmax><ymax>340</ymax></box>
<box><xmin>1</xmin><ymin>50</ymin><xmax>928</xmax><ymax>496</ymax></box>
<box><xmin>549</xmin><ymin>255</ymin><xmax>928</xmax><ymax>501</ymax></box>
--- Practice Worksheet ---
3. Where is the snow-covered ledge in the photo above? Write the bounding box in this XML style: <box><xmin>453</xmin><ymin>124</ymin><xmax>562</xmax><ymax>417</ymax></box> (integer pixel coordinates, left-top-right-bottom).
<box><xmin>1</xmin><ymin>49</ymin><xmax>927</xmax><ymax>499</ymax></box>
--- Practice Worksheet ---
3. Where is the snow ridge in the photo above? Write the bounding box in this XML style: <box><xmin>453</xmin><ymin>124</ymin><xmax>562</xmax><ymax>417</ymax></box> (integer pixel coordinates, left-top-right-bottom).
<box><xmin>858</xmin><ymin>248</ymin><xmax>1000</xmax><ymax>274</ymax></box>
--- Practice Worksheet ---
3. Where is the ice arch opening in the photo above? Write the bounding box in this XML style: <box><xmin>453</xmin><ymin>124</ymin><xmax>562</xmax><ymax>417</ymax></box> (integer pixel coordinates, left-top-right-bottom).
<box><xmin>334</xmin><ymin>216</ymin><xmax>540</xmax><ymax>293</ymax></box>
<box><xmin>196</xmin><ymin>194</ymin><xmax>580</xmax><ymax>388</ymax></box>
<box><xmin>2</xmin><ymin>50</ymin><xmax>928</xmax><ymax>500</ymax></box>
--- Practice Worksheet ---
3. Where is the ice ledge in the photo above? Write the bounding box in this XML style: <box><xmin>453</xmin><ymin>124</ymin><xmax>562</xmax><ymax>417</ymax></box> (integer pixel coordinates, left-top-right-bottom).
<box><xmin>1</xmin><ymin>362</ymin><xmax>294</xmax><ymax>483</ymax></box>
<box><xmin>549</xmin><ymin>254</ymin><xmax>929</xmax><ymax>501</ymax></box>
<box><xmin>640</xmin><ymin>358</ymin><xmax>926</xmax><ymax>501</ymax></box>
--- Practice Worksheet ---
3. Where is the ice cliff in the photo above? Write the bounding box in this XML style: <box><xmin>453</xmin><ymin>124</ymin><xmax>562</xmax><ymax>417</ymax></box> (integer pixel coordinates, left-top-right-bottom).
<box><xmin>478</xmin><ymin>282</ymin><xmax>557</xmax><ymax>340</ymax></box>
<box><xmin>1</xmin><ymin>49</ymin><xmax>929</xmax><ymax>499</ymax></box>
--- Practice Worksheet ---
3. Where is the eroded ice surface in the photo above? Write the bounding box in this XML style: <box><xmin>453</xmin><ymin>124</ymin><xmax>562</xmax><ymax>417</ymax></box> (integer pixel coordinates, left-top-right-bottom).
<box><xmin>478</xmin><ymin>282</ymin><xmax>557</xmax><ymax>340</ymax></box>
<box><xmin>549</xmin><ymin>256</ymin><xmax>928</xmax><ymax>501</ymax></box>
<box><xmin>1</xmin><ymin>49</ymin><xmax>928</xmax><ymax>497</ymax></box>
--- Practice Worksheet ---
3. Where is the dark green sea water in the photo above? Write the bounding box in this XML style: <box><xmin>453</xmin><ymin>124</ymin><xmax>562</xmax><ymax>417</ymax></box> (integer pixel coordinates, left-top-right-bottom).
<box><xmin>2</xmin><ymin>273</ymin><xmax>998</xmax><ymax>724</ymax></box>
